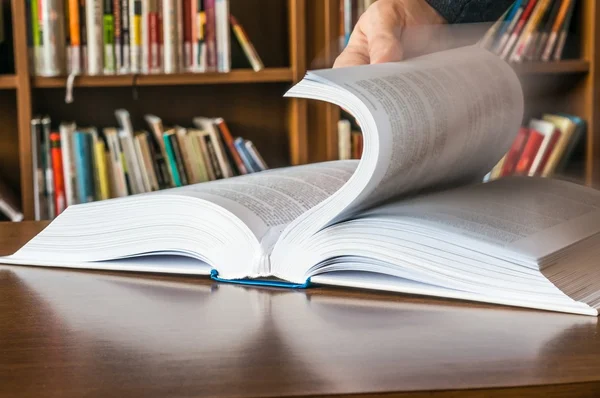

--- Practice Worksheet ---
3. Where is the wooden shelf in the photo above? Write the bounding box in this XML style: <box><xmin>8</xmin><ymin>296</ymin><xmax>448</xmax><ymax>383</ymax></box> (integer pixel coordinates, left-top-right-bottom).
<box><xmin>31</xmin><ymin>68</ymin><xmax>295</xmax><ymax>88</ymax></box>
<box><xmin>511</xmin><ymin>60</ymin><xmax>590</xmax><ymax>75</ymax></box>
<box><xmin>0</xmin><ymin>75</ymin><xmax>18</xmax><ymax>89</ymax></box>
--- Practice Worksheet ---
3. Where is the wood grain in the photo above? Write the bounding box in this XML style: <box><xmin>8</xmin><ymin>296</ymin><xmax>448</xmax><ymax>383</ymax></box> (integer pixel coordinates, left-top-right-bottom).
<box><xmin>2</xmin><ymin>221</ymin><xmax>600</xmax><ymax>398</ymax></box>
<box><xmin>0</xmin><ymin>74</ymin><xmax>18</xmax><ymax>89</ymax></box>
<box><xmin>32</xmin><ymin>69</ymin><xmax>295</xmax><ymax>88</ymax></box>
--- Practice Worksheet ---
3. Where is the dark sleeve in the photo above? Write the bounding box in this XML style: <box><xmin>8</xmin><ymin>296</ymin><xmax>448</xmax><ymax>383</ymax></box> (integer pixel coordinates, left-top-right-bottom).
<box><xmin>424</xmin><ymin>0</ymin><xmax>515</xmax><ymax>23</ymax></box>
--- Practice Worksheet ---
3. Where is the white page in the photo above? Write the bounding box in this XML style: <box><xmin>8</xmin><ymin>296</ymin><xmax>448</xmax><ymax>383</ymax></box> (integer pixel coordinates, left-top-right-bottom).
<box><xmin>274</xmin><ymin>46</ymin><xmax>524</xmax><ymax>272</ymax></box>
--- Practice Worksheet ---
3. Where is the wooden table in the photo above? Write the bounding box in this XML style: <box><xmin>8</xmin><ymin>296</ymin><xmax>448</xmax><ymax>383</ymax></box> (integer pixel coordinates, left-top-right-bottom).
<box><xmin>2</xmin><ymin>222</ymin><xmax>600</xmax><ymax>397</ymax></box>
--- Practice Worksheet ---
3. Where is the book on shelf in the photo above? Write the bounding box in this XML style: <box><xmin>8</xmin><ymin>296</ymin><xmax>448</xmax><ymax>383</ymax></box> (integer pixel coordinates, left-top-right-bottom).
<box><xmin>337</xmin><ymin>119</ymin><xmax>363</xmax><ymax>160</ymax></box>
<box><xmin>486</xmin><ymin>112</ymin><xmax>586</xmax><ymax>181</ymax></box>
<box><xmin>481</xmin><ymin>0</ymin><xmax>579</xmax><ymax>62</ymax></box>
<box><xmin>7</xmin><ymin>45</ymin><xmax>600</xmax><ymax>316</ymax></box>
<box><xmin>339</xmin><ymin>0</ymin><xmax>377</xmax><ymax>51</ymax></box>
<box><xmin>0</xmin><ymin>178</ymin><xmax>24</xmax><ymax>222</ymax></box>
<box><xmin>29</xmin><ymin>110</ymin><xmax>268</xmax><ymax>220</ymax></box>
<box><xmin>29</xmin><ymin>0</ymin><xmax>265</xmax><ymax>77</ymax></box>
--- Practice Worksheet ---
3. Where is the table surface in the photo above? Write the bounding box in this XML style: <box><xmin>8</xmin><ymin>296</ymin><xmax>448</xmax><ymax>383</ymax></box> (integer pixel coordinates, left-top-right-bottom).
<box><xmin>2</xmin><ymin>222</ymin><xmax>600</xmax><ymax>398</ymax></box>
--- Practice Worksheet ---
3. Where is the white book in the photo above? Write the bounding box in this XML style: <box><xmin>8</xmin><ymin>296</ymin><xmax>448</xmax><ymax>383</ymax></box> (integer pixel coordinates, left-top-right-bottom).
<box><xmin>59</xmin><ymin>122</ymin><xmax>79</xmax><ymax>206</ymax></box>
<box><xmin>141</xmin><ymin>0</ymin><xmax>150</xmax><ymax>74</ymax></box>
<box><xmin>215</xmin><ymin>0</ymin><xmax>230</xmax><ymax>72</ymax></box>
<box><xmin>115</xmin><ymin>109</ymin><xmax>147</xmax><ymax>194</ymax></box>
<box><xmin>40</xmin><ymin>0</ymin><xmax>67</xmax><ymax>76</ymax></box>
<box><xmin>86</xmin><ymin>0</ymin><xmax>104</xmax><ymax>75</ymax></box>
<box><xmin>527</xmin><ymin>119</ymin><xmax>557</xmax><ymax>176</ymax></box>
<box><xmin>103</xmin><ymin>128</ymin><xmax>129</xmax><ymax>197</ymax></box>
<box><xmin>7</xmin><ymin>46</ymin><xmax>600</xmax><ymax>316</ymax></box>
<box><xmin>162</xmin><ymin>0</ymin><xmax>179</xmax><ymax>73</ymax></box>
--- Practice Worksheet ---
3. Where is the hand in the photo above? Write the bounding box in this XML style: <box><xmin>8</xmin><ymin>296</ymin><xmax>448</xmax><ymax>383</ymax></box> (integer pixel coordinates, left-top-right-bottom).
<box><xmin>333</xmin><ymin>0</ymin><xmax>446</xmax><ymax>68</ymax></box>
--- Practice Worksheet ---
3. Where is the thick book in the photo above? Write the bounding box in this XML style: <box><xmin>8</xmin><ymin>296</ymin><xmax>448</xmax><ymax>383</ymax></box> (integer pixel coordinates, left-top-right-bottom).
<box><xmin>6</xmin><ymin>46</ymin><xmax>600</xmax><ymax>316</ymax></box>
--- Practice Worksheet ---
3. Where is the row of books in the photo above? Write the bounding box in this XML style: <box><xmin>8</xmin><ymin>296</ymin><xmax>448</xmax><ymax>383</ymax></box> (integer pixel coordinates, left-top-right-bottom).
<box><xmin>28</xmin><ymin>0</ymin><xmax>265</xmax><ymax>77</ymax></box>
<box><xmin>486</xmin><ymin>113</ymin><xmax>585</xmax><ymax>181</ymax></box>
<box><xmin>337</xmin><ymin>119</ymin><xmax>363</xmax><ymax>160</ymax></box>
<box><xmin>339</xmin><ymin>0</ymin><xmax>376</xmax><ymax>50</ymax></box>
<box><xmin>481</xmin><ymin>0</ymin><xmax>578</xmax><ymax>63</ymax></box>
<box><xmin>31</xmin><ymin>111</ymin><xmax>269</xmax><ymax>220</ymax></box>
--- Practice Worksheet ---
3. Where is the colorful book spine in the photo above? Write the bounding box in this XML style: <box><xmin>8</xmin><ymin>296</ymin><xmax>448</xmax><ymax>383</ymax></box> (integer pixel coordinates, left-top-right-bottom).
<box><xmin>130</xmin><ymin>0</ymin><xmax>142</xmax><ymax>73</ymax></box>
<box><xmin>542</xmin><ymin>0</ymin><xmax>573</xmax><ymax>61</ymax></box>
<box><xmin>234</xmin><ymin>137</ymin><xmax>258</xmax><ymax>173</ymax></box>
<box><xmin>196</xmin><ymin>0</ymin><xmax>206</xmax><ymax>72</ymax></box>
<box><xmin>183</xmin><ymin>0</ymin><xmax>193</xmax><ymax>71</ymax></box>
<box><xmin>113</xmin><ymin>0</ymin><xmax>122</xmax><ymax>72</ymax></box>
<box><xmin>73</xmin><ymin>131</ymin><xmax>95</xmax><ymax>203</ymax></box>
<box><xmin>169</xmin><ymin>132</ymin><xmax>189</xmax><ymax>185</ymax></box>
<box><xmin>40</xmin><ymin>0</ymin><xmax>67</xmax><ymax>76</ymax></box>
<box><xmin>41</xmin><ymin>117</ymin><xmax>55</xmax><ymax>219</ymax></box>
<box><xmin>68</xmin><ymin>0</ymin><xmax>82</xmax><ymax>74</ymax></box>
<box><xmin>204</xmin><ymin>0</ymin><xmax>216</xmax><ymax>71</ymax></box>
<box><xmin>148</xmin><ymin>0</ymin><xmax>161</xmax><ymax>73</ymax></box>
<box><xmin>103</xmin><ymin>0</ymin><xmax>115</xmax><ymax>74</ymax></box>
<box><xmin>500</xmin><ymin>0</ymin><xmax>538</xmax><ymax>59</ymax></box>
<box><xmin>120</xmin><ymin>0</ymin><xmax>130</xmax><ymax>73</ymax></box>
<box><xmin>230</xmin><ymin>15</ymin><xmax>264</xmax><ymax>72</ymax></box>
<box><xmin>93</xmin><ymin>132</ymin><xmax>111</xmax><ymax>200</ymax></box>
<box><xmin>215</xmin><ymin>0</ymin><xmax>230</xmax><ymax>72</ymax></box>
<box><xmin>515</xmin><ymin>130</ymin><xmax>544</xmax><ymax>174</ymax></box>
<box><xmin>501</xmin><ymin>127</ymin><xmax>530</xmax><ymax>176</ymax></box>
<box><xmin>553</xmin><ymin>0</ymin><xmax>576</xmax><ymax>61</ymax></box>
<box><xmin>86</xmin><ymin>0</ymin><xmax>104</xmax><ymax>75</ymax></box>
<box><xmin>162</xmin><ymin>0</ymin><xmax>178</xmax><ymax>73</ymax></box>
<box><xmin>163</xmin><ymin>132</ymin><xmax>182</xmax><ymax>187</ymax></box>
<box><xmin>244</xmin><ymin>140</ymin><xmax>268</xmax><ymax>171</ymax></box>
<box><xmin>59</xmin><ymin>122</ymin><xmax>78</xmax><ymax>206</ymax></box>
<box><xmin>31</xmin><ymin>0</ymin><xmax>43</xmax><ymax>75</ymax></box>
<box><xmin>49</xmin><ymin>132</ymin><xmax>66</xmax><ymax>215</ymax></box>
<box><xmin>215</xmin><ymin>118</ymin><xmax>247</xmax><ymax>174</ymax></box>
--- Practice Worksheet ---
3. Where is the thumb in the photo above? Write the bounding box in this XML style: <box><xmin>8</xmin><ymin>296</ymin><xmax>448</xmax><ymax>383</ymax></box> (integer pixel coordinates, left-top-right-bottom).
<box><xmin>367</xmin><ymin>26</ymin><xmax>404</xmax><ymax>64</ymax></box>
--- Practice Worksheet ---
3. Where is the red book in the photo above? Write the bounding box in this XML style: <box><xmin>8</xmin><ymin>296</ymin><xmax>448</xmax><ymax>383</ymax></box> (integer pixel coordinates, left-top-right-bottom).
<box><xmin>215</xmin><ymin>119</ymin><xmax>248</xmax><ymax>175</ymax></box>
<box><xmin>513</xmin><ymin>0</ymin><xmax>539</xmax><ymax>39</ymax></box>
<box><xmin>536</xmin><ymin>128</ymin><xmax>561</xmax><ymax>174</ymax></box>
<box><xmin>501</xmin><ymin>127</ymin><xmax>530</xmax><ymax>176</ymax></box>
<box><xmin>49</xmin><ymin>132</ymin><xmax>66</xmax><ymax>215</ymax></box>
<box><xmin>204</xmin><ymin>0</ymin><xmax>217</xmax><ymax>71</ymax></box>
<box><xmin>515</xmin><ymin>130</ymin><xmax>545</xmax><ymax>175</ymax></box>
<box><xmin>149</xmin><ymin>11</ymin><xmax>159</xmax><ymax>72</ymax></box>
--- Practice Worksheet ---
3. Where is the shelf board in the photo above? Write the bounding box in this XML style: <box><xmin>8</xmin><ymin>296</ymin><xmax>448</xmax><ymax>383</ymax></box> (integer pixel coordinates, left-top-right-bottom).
<box><xmin>32</xmin><ymin>68</ymin><xmax>295</xmax><ymax>88</ymax></box>
<box><xmin>511</xmin><ymin>60</ymin><xmax>590</xmax><ymax>75</ymax></box>
<box><xmin>0</xmin><ymin>75</ymin><xmax>18</xmax><ymax>89</ymax></box>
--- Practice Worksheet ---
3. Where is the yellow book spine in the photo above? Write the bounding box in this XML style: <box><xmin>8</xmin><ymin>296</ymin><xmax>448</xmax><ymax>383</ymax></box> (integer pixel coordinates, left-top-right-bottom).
<box><xmin>95</xmin><ymin>141</ymin><xmax>111</xmax><ymax>200</ymax></box>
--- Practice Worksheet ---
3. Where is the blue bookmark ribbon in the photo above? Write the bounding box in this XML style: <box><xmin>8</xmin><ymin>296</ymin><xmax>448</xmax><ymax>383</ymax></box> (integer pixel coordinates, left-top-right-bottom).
<box><xmin>210</xmin><ymin>269</ymin><xmax>312</xmax><ymax>289</ymax></box>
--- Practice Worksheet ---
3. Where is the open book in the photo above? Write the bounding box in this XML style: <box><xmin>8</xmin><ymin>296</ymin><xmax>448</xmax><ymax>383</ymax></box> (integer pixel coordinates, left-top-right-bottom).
<box><xmin>4</xmin><ymin>46</ymin><xmax>600</xmax><ymax>316</ymax></box>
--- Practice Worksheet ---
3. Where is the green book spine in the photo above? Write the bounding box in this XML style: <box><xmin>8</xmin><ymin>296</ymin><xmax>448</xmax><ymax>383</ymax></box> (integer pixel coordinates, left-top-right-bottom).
<box><xmin>163</xmin><ymin>134</ymin><xmax>182</xmax><ymax>187</ymax></box>
<box><xmin>31</xmin><ymin>0</ymin><xmax>41</xmax><ymax>74</ymax></box>
<box><xmin>104</xmin><ymin>0</ymin><xmax>115</xmax><ymax>73</ymax></box>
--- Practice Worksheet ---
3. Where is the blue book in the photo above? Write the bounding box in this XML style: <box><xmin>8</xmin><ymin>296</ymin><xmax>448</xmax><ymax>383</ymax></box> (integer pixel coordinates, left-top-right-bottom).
<box><xmin>163</xmin><ymin>133</ymin><xmax>182</xmax><ymax>187</ymax></box>
<box><xmin>73</xmin><ymin>131</ymin><xmax>95</xmax><ymax>203</ymax></box>
<box><xmin>234</xmin><ymin>137</ymin><xmax>258</xmax><ymax>173</ymax></box>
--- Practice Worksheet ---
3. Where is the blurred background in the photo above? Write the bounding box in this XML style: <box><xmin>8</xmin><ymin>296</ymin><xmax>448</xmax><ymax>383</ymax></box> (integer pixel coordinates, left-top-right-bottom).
<box><xmin>0</xmin><ymin>0</ymin><xmax>597</xmax><ymax>222</ymax></box>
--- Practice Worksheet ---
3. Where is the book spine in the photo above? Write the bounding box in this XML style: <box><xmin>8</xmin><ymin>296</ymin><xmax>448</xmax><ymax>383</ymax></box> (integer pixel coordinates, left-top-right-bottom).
<box><xmin>59</xmin><ymin>123</ymin><xmax>78</xmax><ymax>206</ymax></box>
<box><xmin>183</xmin><ymin>0</ymin><xmax>192</xmax><ymax>71</ymax></box>
<box><xmin>176</xmin><ymin>0</ymin><xmax>184</xmax><ymax>71</ymax></box>
<box><xmin>31</xmin><ymin>119</ymin><xmax>44</xmax><ymax>220</ymax></box>
<box><xmin>233</xmin><ymin>137</ymin><xmax>257</xmax><ymax>173</ymax></box>
<box><xmin>338</xmin><ymin>119</ymin><xmax>351</xmax><ymax>160</ymax></box>
<box><xmin>500</xmin><ymin>0</ymin><xmax>538</xmax><ymax>60</ymax></box>
<box><xmin>113</xmin><ymin>0</ymin><xmax>121</xmax><ymax>72</ymax></box>
<box><xmin>162</xmin><ymin>0</ymin><xmax>178</xmax><ymax>73</ymax></box>
<box><xmin>138</xmin><ymin>133</ymin><xmax>160</xmax><ymax>190</ymax></box>
<box><xmin>41</xmin><ymin>117</ymin><xmax>55</xmax><ymax>219</ymax></box>
<box><xmin>133</xmin><ymin>135</ymin><xmax>152</xmax><ymax>192</ymax></box>
<box><xmin>86</xmin><ymin>0</ymin><xmax>103</xmax><ymax>75</ymax></box>
<box><xmin>49</xmin><ymin>132</ymin><xmax>66</xmax><ymax>215</ymax></box>
<box><xmin>188</xmin><ymin>131</ymin><xmax>210</xmax><ymax>182</ymax></box>
<box><xmin>230</xmin><ymin>15</ymin><xmax>264</xmax><ymax>72</ymax></box>
<box><xmin>120</xmin><ymin>0</ymin><xmax>130</xmax><ymax>73</ymax></box>
<box><xmin>215</xmin><ymin>118</ymin><xmax>247</xmax><ymax>174</ymax></box>
<box><xmin>94</xmin><ymin>135</ymin><xmax>111</xmax><ymax>199</ymax></box>
<box><xmin>244</xmin><ymin>140</ymin><xmax>268</xmax><ymax>171</ymax></box>
<box><xmin>501</xmin><ymin>127</ymin><xmax>530</xmax><ymax>176</ymax></box>
<box><xmin>104</xmin><ymin>129</ymin><xmax>128</xmax><ymax>197</ymax></box>
<box><xmin>553</xmin><ymin>0</ymin><xmax>576</xmax><ymax>61</ymax></box>
<box><xmin>103</xmin><ymin>0</ymin><xmax>115</xmax><ymax>74</ymax></box>
<box><xmin>169</xmin><ymin>132</ymin><xmax>189</xmax><ymax>185</ymax></box>
<box><xmin>214</xmin><ymin>0</ymin><xmax>229</xmax><ymax>72</ymax></box>
<box><xmin>130</xmin><ymin>0</ymin><xmax>142</xmax><ymax>73</ymax></box>
<box><xmin>26</xmin><ymin>0</ymin><xmax>34</xmax><ymax>75</ymax></box>
<box><xmin>510</xmin><ymin>0</ymin><xmax>551</xmax><ymax>63</ymax></box>
<box><xmin>542</xmin><ymin>0</ymin><xmax>573</xmax><ymax>62</ymax></box>
<box><xmin>204</xmin><ymin>0</ymin><xmax>216</xmax><ymax>71</ymax></box>
<box><xmin>73</xmin><ymin>132</ymin><xmax>94</xmax><ymax>203</ymax></box>
<box><xmin>196</xmin><ymin>0</ymin><xmax>205</xmax><ymax>71</ymax></box>
<box><xmin>31</xmin><ymin>0</ymin><xmax>42</xmax><ymax>75</ymax></box>
<box><xmin>149</xmin><ymin>0</ymin><xmax>160</xmax><ymax>73</ymax></box>
<box><xmin>163</xmin><ymin>133</ymin><xmax>182</xmax><ymax>186</ymax></box>
<box><xmin>515</xmin><ymin>130</ymin><xmax>544</xmax><ymax>174</ymax></box>
<box><xmin>351</xmin><ymin>131</ymin><xmax>362</xmax><ymax>159</ymax></box>
<box><xmin>40</xmin><ymin>0</ymin><xmax>67</xmax><ymax>76</ymax></box>
<box><xmin>175</xmin><ymin>129</ymin><xmax>197</xmax><ymax>182</ymax></box>
<box><xmin>534</xmin><ymin>129</ymin><xmax>561</xmax><ymax>175</ymax></box>
<box><xmin>141</xmin><ymin>0</ymin><xmax>150</xmax><ymax>73</ymax></box>
<box><xmin>203</xmin><ymin>133</ymin><xmax>223</xmax><ymax>178</ymax></box>
<box><xmin>68</xmin><ymin>0</ymin><xmax>82</xmax><ymax>74</ymax></box>
<box><xmin>197</xmin><ymin>133</ymin><xmax>216</xmax><ymax>180</ymax></box>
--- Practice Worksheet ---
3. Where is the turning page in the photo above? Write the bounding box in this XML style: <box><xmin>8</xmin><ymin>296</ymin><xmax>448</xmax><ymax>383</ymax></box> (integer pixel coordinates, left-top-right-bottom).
<box><xmin>273</xmin><ymin>46</ymin><xmax>524</xmax><ymax>271</ymax></box>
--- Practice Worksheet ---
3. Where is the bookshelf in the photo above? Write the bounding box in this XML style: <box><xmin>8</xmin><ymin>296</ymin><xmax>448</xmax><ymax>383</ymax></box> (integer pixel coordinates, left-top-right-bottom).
<box><xmin>1</xmin><ymin>0</ymin><xmax>307</xmax><ymax>221</ymax></box>
<box><xmin>306</xmin><ymin>0</ymin><xmax>600</xmax><ymax>186</ymax></box>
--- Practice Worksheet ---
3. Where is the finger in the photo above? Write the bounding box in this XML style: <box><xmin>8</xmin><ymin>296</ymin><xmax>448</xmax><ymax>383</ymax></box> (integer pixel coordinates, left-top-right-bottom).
<box><xmin>366</xmin><ymin>26</ymin><xmax>404</xmax><ymax>64</ymax></box>
<box><xmin>333</xmin><ymin>28</ymin><xmax>370</xmax><ymax>68</ymax></box>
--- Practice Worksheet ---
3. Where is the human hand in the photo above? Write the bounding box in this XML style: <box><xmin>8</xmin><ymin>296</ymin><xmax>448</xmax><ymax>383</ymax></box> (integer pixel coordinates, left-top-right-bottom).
<box><xmin>333</xmin><ymin>0</ymin><xmax>447</xmax><ymax>68</ymax></box>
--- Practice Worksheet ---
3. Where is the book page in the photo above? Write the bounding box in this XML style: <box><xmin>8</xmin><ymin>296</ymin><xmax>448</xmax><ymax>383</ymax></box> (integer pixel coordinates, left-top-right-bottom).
<box><xmin>361</xmin><ymin>177</ymin><xmax>600</xmax><ymax>260</ymax></box>
<box><xmin>277</xmin><ymin>46</ymin><xmax>524</xmax><ymax>254</ymax></box>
